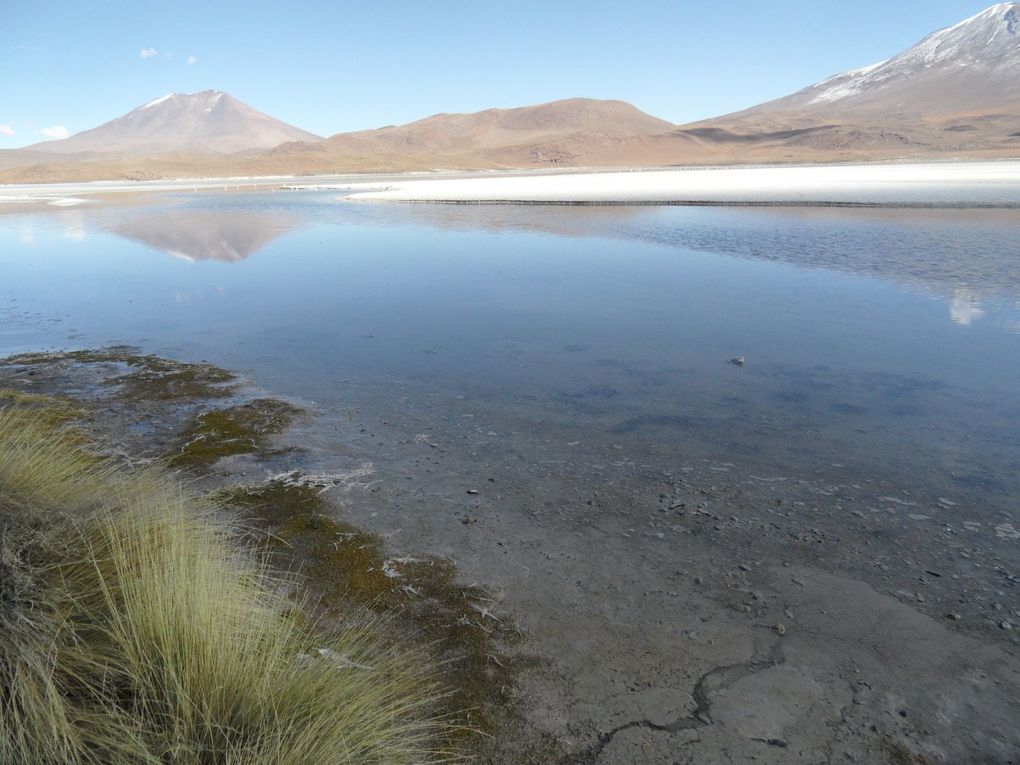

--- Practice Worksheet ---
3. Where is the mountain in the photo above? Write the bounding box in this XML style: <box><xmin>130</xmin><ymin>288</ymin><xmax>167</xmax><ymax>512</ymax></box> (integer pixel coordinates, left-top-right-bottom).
<box><xmin>26</xmin><ymin>90</ymin><xmax>321</xmax><ymax>155</ymax></box>
<box><xmin>3</xmin><ymin>4</ymin><xmax>1020</xmax><ymax>183</ymax></box>
<box><xmin>752</xmin><ymin>3</ymin><xmax>1020</xmax><ymax>117</ymax></box>
<box><xmin>676</xmin><ymin>2</ymin><xmax>1020</xmax><ymax>155</ymax></box>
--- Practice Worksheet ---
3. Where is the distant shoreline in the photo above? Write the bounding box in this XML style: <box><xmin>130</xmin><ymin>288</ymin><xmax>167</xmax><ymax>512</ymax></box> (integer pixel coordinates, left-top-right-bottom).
<box><xmin>340</xmin><ymin>162</ymin><xmax>1020</xmax><ymax>207</ymax></box>
<box><xmin>2</xmin><ymin>161</ymin><xmax>1020</xmax><ymax>209</ymax></box>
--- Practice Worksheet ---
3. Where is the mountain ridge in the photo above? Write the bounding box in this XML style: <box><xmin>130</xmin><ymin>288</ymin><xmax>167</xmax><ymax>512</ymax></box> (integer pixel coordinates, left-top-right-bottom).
<box><xmin>2</xmin><ymin>3</ymin><xmax>1019</xmax><ymax>182</ymax></box>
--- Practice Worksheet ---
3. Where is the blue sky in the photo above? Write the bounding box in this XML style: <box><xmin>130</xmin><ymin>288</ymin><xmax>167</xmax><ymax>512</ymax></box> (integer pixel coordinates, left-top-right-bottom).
<box><xmin>0</xmin><ymin>1</ymin><xmax>1002</xmax><ymax>147</ymax></box>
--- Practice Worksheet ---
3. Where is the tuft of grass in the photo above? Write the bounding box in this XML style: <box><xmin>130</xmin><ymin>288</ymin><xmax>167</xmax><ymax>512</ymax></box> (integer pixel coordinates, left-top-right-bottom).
<box><xmin>169</xmin><ymin>399</ymin><xmax>303</xmax><ymax>470</ymax></box>
<box><xmin>0</xmin><ymin>405</ymin><xmax>449</xmax><ymax>764</ymax></box>
<box><xmin>219</xmin><ymin>481</ymin><xmax>525</xmax><ymax>746</ymax></box>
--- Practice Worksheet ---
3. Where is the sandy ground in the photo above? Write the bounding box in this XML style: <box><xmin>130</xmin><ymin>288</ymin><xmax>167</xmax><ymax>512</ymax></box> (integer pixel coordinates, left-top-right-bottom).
<box><xmin>344</xmin><ymin>162</ymin><xmax>1020</xmax><ymax>206</ymax></box>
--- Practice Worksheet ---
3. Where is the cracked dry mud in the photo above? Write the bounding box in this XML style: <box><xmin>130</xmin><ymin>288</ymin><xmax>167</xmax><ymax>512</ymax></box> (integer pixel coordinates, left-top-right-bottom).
<box><xmin>2</xmin><ymin>355</ymin><xmax>1017</xmax><ymax>764</ymax></box>
<box><xmin>279</xmin><ymin>395</ymin><xmax>1020</xmax><ymax>764</ymax></box>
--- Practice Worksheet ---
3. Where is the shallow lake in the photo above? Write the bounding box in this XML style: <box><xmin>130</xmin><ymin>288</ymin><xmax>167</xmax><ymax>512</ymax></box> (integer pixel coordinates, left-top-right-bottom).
<box><xmin>2</xmin><ymin>191</ymin><xmax>1019</xmax><ymax>511</ymax></box>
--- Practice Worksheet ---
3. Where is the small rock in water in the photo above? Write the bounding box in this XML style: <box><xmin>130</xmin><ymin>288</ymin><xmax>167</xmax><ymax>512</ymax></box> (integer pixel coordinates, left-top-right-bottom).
<box><xmin>731</xmin><ymin>356</ymin><xmax>746</xmax><ymax>367</ymax></box>
<box><xmin>466</xmin><ymin>489</ymin><xmax>479</xmax><ymax>495</ymax></box>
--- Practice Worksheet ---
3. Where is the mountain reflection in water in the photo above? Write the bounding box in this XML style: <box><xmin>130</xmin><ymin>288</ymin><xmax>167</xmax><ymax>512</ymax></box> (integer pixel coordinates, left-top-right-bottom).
<box><xmin>109</xmin><ymin>207</ymin><xmax>298</xmax><ymax>262</ymax></box>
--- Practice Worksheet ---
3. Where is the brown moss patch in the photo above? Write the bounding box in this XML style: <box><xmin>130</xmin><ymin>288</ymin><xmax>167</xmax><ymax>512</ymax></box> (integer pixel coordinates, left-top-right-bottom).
<box><xmin>168</xmin><ymin>399</ymin><xmax>303</xmax><ymax>470</ymax></box>
<box><xmin>218</xmin><ymin>481</ymin><xmax>525</xmax><ymax>748</ymax></box>
<box><xmin>2</xmin><ymin>347</ymin><xmax>236</xmax><ymax>401</ymax></box>
<box><xmin>0</xmin><ymin>388</ymin><xmax>86</xmax><ymax>428</ymax></box>
<box><xmin>883</xmin><ymin>739</ymin><xmax>931</xmax><ymax>765</ymax></box>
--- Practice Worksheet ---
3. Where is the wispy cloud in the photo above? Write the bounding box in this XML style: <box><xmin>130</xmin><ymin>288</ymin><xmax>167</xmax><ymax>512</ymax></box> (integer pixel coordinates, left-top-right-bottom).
<box><xmin>187</xmin><ymin>54</ymin><xmax>198</xmax><ymax>65</ymax></box>
<box><xmin>139</xmin><ymin>47</ymin><xmax>158</xmax><ymax>59</ymax></box>
<box><xmin>41</xmin><ymin>125</ymin><xmax>69</xmax><ymax>140</ymax></box>
<box><xmin>0</xmin><ymin>125</ymin><xmax>14</xmax><ymax>136</ymax></box>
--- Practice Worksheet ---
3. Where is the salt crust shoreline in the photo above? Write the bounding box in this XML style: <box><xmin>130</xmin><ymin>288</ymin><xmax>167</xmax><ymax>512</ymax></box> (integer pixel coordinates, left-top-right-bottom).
<box><xmin>2</xmin><ymin>162</ymin><xmax>1019</xmax><ymax>208</ymax></box>
<box><xmin>342</xmin><ymin>162</ymin><xmax>1020</xmax><ymax>206</ymax></box>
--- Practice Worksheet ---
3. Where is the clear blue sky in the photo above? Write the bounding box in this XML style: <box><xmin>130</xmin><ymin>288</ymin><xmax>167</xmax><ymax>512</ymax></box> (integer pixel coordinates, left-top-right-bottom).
<box><xmin>0</xmin><ymin>0</ymin><xmax>1000</xmax><ymax>147</ymax></box>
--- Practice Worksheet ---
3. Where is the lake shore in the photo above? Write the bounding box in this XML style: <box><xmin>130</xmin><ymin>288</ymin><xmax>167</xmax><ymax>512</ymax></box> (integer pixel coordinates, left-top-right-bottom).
<box><xmin>3</xmin><ymin>350</ymin><xmax>1017</xmax><ymax>764</ymax></box>
<box><xmin>343</xmin><ymin>162</ymin><xmax>1020</xmax><ymax>206</ymax></box>
<box><xmin>3</xmin><ymin>161</ymin><xmax>1020</xmax><ymax>212</ymax></box>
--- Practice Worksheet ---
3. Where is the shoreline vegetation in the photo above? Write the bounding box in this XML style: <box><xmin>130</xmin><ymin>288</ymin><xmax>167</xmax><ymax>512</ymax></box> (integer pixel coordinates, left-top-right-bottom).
<box><xmin>0</xmin><ymin>395</ymin><xmax>448</xmax><ymax>764</ymax></box>
<box><xmin>0</xmin><ymin>350</ymin><xmax>529</xmax><ymax>763</ymax></box>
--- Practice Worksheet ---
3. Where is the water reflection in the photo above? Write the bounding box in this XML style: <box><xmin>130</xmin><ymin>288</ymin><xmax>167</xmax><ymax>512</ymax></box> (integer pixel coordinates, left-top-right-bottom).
<box><xmin>1</xmin><ymin>190</ymin><xmax>1018</xmax><ymax>499</ymax></box>
<box><xmin>338</xmin><ymin>201</ymin><xmax>1020</xmax><ymax>330</ymax></box>
<box><xmin>950</xmin><ymin>287</ymin><xmax>987</xmax><ymax>326</ymax></box>
<box><xmin>108</xmin><ymin>207</ymin><xmax>298</xmax><ymax>262</ymax></box>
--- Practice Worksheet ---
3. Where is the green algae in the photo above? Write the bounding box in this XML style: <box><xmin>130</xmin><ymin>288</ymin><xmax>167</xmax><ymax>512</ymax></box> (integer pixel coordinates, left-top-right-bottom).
<box><xmin>2</xmin><ymin>347</ymin><xmax>237</xmax><ymax>401</ymax></box>
<box><xmin>217</xmin><ymin>480</ymin><xmax>524</xmax><ymax>747</ymax></box>
<box><xmin>169</xmin><ymin>399</ymin><xmax>303</xmax><ymax>470</ymax></box>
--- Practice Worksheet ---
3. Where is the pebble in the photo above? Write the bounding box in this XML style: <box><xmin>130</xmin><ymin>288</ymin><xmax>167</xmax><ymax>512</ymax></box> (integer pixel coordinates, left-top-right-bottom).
<box><xmin>466</xmin><ymin>489</ymin><xmax>479</xmax><ymax>495</ymax></box>
<box><xmin>773</xmin><ymin>623</ymin><xmax>787</xmax><ymax>636</ymax></box>
<box><xmin>946</xmin><ymin>612</ymin><xmax>962</xmax><ymax>621</ymax></box>
<box><xmin>1000</xmin><ymin>620</ymin><xmax>1014</xmax><ymax>631</ymax></box>
<box><xmin>738</xmin><ymin>563</ymin><xmax>751</xmax><ymax>572</ymax></box>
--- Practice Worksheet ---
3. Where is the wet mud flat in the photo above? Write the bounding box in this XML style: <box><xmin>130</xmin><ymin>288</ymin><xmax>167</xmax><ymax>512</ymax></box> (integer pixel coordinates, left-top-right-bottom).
<box><xmin>2</xmin><ymin>351</ymin><xmax>1018</xmax><ymax>764</ymax></box>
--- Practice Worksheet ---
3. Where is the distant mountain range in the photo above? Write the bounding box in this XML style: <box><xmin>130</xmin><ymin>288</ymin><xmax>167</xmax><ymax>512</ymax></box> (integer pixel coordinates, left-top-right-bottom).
<box><xmin>2</xmin><ymin>3</ymin><xmax>1018</xmax><ymax>183</ymax></box>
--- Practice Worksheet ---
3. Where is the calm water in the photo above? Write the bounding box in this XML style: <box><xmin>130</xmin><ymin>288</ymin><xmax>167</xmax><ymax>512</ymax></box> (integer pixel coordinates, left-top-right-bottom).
<box><xmin>2</xmin><ymin>191</ymin><xmax>1019</xmax><ymax>503</ymax></box>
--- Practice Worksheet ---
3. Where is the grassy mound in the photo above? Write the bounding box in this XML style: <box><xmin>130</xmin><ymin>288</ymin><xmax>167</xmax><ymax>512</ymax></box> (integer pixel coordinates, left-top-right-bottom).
<box><xmin>0</xmin><ymin>404</ymin><xmax>447</xmax><ymax>764</ymax></box>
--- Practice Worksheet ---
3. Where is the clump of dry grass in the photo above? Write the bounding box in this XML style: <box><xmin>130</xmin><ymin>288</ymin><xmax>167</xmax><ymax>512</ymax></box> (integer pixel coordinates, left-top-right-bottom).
<box><xmin>0</xmin><ymin>404</ymin><xmax>448</xmax><ymax>764</ymax></box>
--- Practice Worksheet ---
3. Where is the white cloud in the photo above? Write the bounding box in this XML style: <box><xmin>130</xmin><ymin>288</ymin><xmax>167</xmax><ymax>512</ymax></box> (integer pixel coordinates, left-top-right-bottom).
<box><xmin>0</xmin><ymin>124</ymin><xmax>14</xmax><ymax>136</ymax></box>
<box><xmin>187</xmin><ymin>55</ymin><xmax>198</xmax><ymax>65</ymax></box>
<box><xmin>139</xmin><ymin>47</ymin><xmax>158</xmax><ymax>59</ymax></box>
<box><xmin>41</xmin><ymin>125</ymin><xmax>69</xmax><ymax>140</ymax></box>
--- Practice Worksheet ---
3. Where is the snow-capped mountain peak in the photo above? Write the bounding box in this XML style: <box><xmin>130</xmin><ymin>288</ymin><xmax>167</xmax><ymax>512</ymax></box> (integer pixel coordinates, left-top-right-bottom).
<box><xmin>32</xmin><ymin>90</ymin><xmax>321</xmax><ymax>155</ymax></box>
<box><xmin>790</xmin><ymin>2</ymin><xmax>1020</xmax><ymax>108</ymax></box>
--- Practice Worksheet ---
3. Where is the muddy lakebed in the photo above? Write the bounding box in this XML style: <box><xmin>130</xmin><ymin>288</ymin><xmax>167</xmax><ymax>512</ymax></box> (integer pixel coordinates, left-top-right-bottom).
<box><xmin>1</xmin><ymin>189</ymin><xmax>1019</xmax><ymax>763</ymax></box>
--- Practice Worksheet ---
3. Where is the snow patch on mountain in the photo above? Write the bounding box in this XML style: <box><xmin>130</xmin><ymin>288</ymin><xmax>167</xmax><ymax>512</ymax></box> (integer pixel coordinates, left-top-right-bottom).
<box><xmin>807</xmin><ymin>2</ymin><xmax>1020</xmax><ymax>106</ymax></box>
<box><xmin>141</xmin><ymin>93</ymin><xmax>176</xmax><ymax>110</ymax></box>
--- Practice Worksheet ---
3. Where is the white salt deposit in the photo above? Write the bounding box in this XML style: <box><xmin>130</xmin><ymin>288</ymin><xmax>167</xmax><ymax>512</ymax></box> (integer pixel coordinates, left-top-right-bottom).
<box><xmin>344</xmin><ymin>162</ymin><xmax>1020</xmax><ymax>206</ymax></box>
